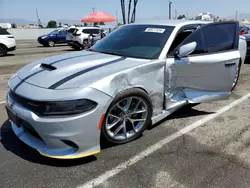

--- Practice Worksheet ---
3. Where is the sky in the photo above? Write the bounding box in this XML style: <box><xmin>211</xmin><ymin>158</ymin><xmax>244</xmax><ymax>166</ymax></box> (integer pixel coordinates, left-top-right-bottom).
<box><xmin>0</xmin><ymin>0</ymin><xmax>250</xmax><ymax>23</ymax></box>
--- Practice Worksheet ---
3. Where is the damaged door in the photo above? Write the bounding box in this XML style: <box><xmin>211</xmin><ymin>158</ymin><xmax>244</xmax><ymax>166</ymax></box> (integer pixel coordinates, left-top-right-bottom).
<box><xmin>166</xmin><ymin>22</ymin><xmax>240</xmax><ymax>103</ymax></box>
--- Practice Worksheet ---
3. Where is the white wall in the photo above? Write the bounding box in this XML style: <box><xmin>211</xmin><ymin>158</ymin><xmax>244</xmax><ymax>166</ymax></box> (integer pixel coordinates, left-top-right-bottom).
<box><xmin>7</xmin><ymin>29</ymin><xmax>55</xmax><ymax>40</ymax></box>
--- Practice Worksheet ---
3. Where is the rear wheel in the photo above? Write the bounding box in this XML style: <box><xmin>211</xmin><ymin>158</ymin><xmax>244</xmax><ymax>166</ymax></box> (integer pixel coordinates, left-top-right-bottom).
<box><xmin>101</xmin><ymin>88</ymin><xmax>152</xmax><ymax>144</ymax></box>
<box><xmin>0</xmin><ymin>44</ymin><xmax>7</xmax><ymax>57</ymax></box>
<box><xmin>82</xmin><ymin>40</ymin><xmax>89</xmax><ymax>50</ymax></box>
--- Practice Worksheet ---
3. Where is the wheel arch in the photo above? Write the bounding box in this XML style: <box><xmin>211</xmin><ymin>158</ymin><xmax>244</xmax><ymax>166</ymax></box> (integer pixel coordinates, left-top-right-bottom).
<box><xmin>0</xmin><ymin>43</ymin><xmax>7</xmax><ymax>49</ymax></box>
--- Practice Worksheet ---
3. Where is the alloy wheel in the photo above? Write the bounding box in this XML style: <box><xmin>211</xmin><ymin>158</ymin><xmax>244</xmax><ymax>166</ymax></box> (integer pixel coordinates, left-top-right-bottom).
<box><xmin>104</xmin><ymin>97</ymin><xmax>149</xmax><ymax>141</ymax></box>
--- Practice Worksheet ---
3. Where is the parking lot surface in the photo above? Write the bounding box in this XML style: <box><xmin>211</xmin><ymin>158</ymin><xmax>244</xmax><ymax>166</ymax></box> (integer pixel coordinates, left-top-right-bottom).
<box><xmin>0</xmin><ymin>40</ymin><xmax>250</xmax><ymax>188</ymax></box>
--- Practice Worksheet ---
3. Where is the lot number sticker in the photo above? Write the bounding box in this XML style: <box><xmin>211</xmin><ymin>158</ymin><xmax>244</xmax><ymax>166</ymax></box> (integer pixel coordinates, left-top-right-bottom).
<box><xmin>145</xmin><ymin>28</ymin><xmax>166</xmax><ymax>33</ymax></box>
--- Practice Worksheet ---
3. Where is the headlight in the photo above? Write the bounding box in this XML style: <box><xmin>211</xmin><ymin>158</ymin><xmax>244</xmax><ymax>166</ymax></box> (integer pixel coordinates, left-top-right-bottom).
<box><xmin>41</xmin><ymin>36</ymin><xmax>47</xmax><ymax>39</ymax></box>
<box><xmin>43</xmin><ymin>99</ymin><xmax>97</xmax><ymax>116</ymax></box>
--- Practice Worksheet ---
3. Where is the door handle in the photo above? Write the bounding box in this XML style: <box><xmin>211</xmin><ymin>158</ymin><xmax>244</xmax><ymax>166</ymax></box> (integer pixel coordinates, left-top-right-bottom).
<box><xmin>225</xmin><ymin>62</ymin><xmax>236</xmax><ymax>67</ymax></box>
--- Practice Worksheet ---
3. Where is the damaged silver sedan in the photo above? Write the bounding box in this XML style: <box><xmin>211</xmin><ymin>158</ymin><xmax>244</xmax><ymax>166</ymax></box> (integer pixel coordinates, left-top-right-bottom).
<box><xmin>6</xmin><ymin>20</ymin><xmax>243</xmax><ymax>159</ymax></box>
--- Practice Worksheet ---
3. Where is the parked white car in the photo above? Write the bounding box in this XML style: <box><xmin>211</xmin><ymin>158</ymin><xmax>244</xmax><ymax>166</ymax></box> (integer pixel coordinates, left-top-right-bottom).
<box><xmin>66</xmin><ymin>27</ymin><xmax>105</xmax><ymax>50</ymax></box>
<box><xmin>0</xmin><ymin>28</ymin><xmax>16</xmax><ymax>56</ymax></box>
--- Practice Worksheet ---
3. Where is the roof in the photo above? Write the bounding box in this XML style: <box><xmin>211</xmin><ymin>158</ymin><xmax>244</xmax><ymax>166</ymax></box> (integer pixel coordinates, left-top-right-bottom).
<box><xmin>74</xmin><ymin>26</ymin><xmax>101</xmax><ymax>29</ymax></box>
<box><xmin>132</xmin><ymin>19</ymin><xmax>212</xmax><ymax>27</ymax></box>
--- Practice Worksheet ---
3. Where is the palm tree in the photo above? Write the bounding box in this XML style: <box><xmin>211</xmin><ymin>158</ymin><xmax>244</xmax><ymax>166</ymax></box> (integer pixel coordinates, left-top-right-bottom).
<box><xmin>120</xmin><ymin>0</ymin><xmax>139</xmax><ymax>24</ymax></box>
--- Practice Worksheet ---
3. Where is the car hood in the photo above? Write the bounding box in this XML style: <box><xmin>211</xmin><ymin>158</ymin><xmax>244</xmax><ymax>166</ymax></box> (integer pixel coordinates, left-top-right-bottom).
<box><xmin>17</xmin><ymin>51</ymin><xmax>150</xmax><ymax>90</ymax></box>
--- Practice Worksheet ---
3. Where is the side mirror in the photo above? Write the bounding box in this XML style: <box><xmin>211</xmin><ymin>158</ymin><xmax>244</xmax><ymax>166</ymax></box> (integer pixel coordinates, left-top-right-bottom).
<box><xmin>175</xmin><ymin>42</ymin><xmax>197</xmax><ymax>58</ymax></box>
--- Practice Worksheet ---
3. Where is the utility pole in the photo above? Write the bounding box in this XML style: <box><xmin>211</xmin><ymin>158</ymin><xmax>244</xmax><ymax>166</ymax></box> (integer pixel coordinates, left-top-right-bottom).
<box><xmin>175</xmin><ymin>10</ymin><xmax>177</xmax><ymax>19</ymax></box>
<box><xmin>235</xmin><ymin>11</ymin><xmax>238</xmax><ymax>20</ymax></box>
<box><xmin>169</xmin><ymin>1</ymin><xmax>172</xmax><ymax>19</ymax></box>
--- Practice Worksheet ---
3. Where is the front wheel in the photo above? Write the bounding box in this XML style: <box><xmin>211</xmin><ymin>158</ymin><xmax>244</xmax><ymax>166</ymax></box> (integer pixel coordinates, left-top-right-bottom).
<box><xmin>47</xmin><ymin>40</ymin><xmax>55</xmax><ymax>47</ymax></box>
<box><xmin>0</xmin><ymin>45</ymin><xmax>7</xmax><ymax>57</ymax></box>
<box><xmin>101</xmin><ymin>88</ymin><xmax>152</xmax><ymax>144</ymax></box>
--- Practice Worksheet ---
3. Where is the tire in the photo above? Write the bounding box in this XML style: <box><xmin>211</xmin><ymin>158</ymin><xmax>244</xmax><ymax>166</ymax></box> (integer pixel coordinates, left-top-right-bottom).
<box><xmin>82</xmin><ymin>40</ymin><xmax>88</xmax><ymax>50</ymax></box>
<box><xmin>101</xmin><ymin>88</ymin><xmax>152</xmax><ymax>145</ymax></box>
<box><xmin>0</xmin><ymin>44</ymin><xmax>7</xmax><ymax>57</ymax></box>
<box><xmin>231</xmin><ymin>60</ymin><xmax>242</xmax><ymax>91</ymax></box>
<box><xmin>73</xmin><ymin>46</ymin><xmax>81</xmax><ymax>50</ymax></box>
<box><xmin>47</xmin><ymin>40</ymin><xmax>55</xmax><ymax>47</ymax></box>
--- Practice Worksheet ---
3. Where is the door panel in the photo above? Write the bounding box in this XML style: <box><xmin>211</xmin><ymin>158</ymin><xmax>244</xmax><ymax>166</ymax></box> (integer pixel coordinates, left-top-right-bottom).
<box><xmin>166</xmin><ymin>21</ymin><xmax>240</xmax><ymax>103</ymax></box>
<box><xmin>173</xmin><ymin>51</ymin><xmax>240</xmax><ymax>91</ymax></box>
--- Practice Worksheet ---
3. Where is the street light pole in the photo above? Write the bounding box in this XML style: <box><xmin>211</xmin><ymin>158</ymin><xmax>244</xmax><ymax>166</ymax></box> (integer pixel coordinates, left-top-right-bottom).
<box><xmin>175</xmin><ymin>10</ymin><xmax>177</xmax><ymax>19</ymax></box>
<box><xmin>235</xmin><ymin>11</ymin><xmax>238</xmax><ymax>20</ymax></box>
<box><xmin>169</xmin><ymin>1</ymin><xmax>172</xmax><ymax>19</ymax></box>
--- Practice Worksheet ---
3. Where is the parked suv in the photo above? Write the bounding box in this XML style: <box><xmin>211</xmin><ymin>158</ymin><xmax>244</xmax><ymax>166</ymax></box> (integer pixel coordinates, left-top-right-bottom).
<box><xmin>0</xmin><ymin>28</ymin><xmax>16</xmax><ymax>56</ymax></box>
<box><xmin>66</xmin><ymin>27</ymin><xmax>105</xmax><ymax>50</ymax></box>
<box><xmin>38</xmin><ymin>28</ymin><xmax>68</xmax><ymax>47</ymax></box>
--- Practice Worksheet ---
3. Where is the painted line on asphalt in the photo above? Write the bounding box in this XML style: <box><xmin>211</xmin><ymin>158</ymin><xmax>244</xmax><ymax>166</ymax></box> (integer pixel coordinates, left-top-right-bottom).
<box><xmin>78</xmin><ymin>93</ymin><xmax>250</xmax><ymax>188</ymax></box>
<box><xmin>0</xmin><ymin>101</ymin><xmax>6</xmax><ymax>105</ymax></box>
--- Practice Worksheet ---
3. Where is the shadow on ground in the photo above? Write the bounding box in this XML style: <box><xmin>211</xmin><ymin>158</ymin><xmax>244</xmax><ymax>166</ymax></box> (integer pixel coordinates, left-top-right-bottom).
<box><xmin>0</xmin><ymin>104</ymin><xmax>213</xmax><ymax>166</ymax></box>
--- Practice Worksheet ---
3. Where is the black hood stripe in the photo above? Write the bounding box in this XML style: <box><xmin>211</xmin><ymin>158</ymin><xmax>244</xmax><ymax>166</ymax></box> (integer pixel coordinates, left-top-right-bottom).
<box><xmin>49</xmin><ymin>57</ymin><xmax>126</xmax><ymax>89</ymax></box>
<box><xmin>13</xmin><ymin>53</ymin><xmax>97</xmax><ymax>92</ymax></box>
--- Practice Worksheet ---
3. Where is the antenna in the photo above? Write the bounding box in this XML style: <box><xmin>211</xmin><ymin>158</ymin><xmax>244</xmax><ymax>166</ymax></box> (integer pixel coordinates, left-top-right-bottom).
<box><xmin>36</xmin><ymin>8</ymin><xmax>42</xmax><ymax>27</ymax></box>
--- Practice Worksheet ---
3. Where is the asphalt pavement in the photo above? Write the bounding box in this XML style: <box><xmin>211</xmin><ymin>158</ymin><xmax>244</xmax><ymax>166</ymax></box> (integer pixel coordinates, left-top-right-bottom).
<box><xmin>0</xmin><ymin>40</ymin><xmax>250</xmax><ymax>188</ymax></box>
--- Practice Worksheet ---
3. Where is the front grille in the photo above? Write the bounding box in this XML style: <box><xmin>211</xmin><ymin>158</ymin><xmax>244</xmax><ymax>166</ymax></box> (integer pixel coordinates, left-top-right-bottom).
<box><xmin>9</xmin><ymin>90</ymin><xmax>46</xmax><ymax>115</ymax></box>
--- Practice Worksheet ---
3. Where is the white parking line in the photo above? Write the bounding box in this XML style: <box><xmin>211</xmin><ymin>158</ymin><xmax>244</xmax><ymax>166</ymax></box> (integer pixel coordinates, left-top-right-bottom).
<box><xmin>78</xmin><ymin>93</ymin><xmax>250</xmax><ymax>188</ymax></box>
<box><xmin>0</xmin><ymin>101</ymin><xmax>6</xmax><ymax>105</ymax></box>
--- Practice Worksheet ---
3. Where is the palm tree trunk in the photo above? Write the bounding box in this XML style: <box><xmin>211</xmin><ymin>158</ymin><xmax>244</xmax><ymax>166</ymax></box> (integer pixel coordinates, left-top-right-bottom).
<box><xmin>128</xmin><ymin>0</ymin><xmax>132</xmax><ymax>24</ymax></box>
<box><xmin>131</xmin><ymin>0</ymin><xmax>138</xmax><ymax>23</ymax></box>
<box><xmin>120</xmin><ymin>0</ymin><xmax>126</xmax><ymax>24</ymax></box>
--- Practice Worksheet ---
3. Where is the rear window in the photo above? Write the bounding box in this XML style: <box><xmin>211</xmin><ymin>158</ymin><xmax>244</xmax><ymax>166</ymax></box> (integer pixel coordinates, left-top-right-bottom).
<box><xmin>82</xmin><ymin>29</ymin><xmax>92</xmax><ymax>34</ymax></box>
<box><xmin>0</xmin><ymin>28</ymin><xmax>10</xmax><ymax>35</ymax></box>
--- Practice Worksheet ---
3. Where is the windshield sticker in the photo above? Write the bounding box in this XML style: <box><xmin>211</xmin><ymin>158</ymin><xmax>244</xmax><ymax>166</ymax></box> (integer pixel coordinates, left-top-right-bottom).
<box><xmin>144</xmin><ymin>28</ymin><xmax>165</xmax><ymax>33</ymax></box>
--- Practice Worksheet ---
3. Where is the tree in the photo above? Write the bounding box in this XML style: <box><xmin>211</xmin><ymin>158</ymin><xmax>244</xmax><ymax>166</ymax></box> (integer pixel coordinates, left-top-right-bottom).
<box><xmin>58</xmin><ymin>22</ymin><xmax>62</xmax><ymax>27</ymax></box>
<box><xmin>11</xmin><ymin>23</ymin><xmax>17</xmax><ymax>28</ymax></box>
<box><xmin>84</xmin><ymin>22</ymin><xmax>88</xmax><ymax>26</ymax></box>
<box><xmin>47</xmin><ymin>20</ymin><xmax>57</xmax><ymax>28</ymax></box>
<box><xmin>99</xmin><ymin>22</ymin><xmax>105</xmax><ymax>25</ymax></box>
<box><xmin>120</xmin><ymin>0</ymin><xmax>139</xmax><ymax>24</ymax></box>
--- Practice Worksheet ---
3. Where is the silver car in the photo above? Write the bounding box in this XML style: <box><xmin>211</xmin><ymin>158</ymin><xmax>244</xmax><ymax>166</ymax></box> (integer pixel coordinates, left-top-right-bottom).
<box><xmin>6</xmin><ymin>20</ymin><xmax>243</xmax><ymax>159</ymax></box>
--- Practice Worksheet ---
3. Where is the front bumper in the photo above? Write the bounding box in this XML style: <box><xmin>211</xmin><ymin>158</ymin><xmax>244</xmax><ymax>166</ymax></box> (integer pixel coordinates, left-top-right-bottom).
<box><xmin>6</xmin><ymin>77</ymin><xmax>113</xmax><ymax>159</ymax></box>
<box><xmin>37</xmin><ymin>38</ymin><xmax>47</xmax><ymax>45</ymax></box>
<box><xmin>7</xmin><ymin>46</ymin><xmax>16</xmax><ymax>52</ymax></box>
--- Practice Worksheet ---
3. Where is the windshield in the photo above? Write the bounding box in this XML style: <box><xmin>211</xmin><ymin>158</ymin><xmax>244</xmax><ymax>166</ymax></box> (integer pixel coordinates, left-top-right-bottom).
<box><xmin>91</xmin><ymin>24</ymin><xmax>174</xmax><ymax>59</ymax></box>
